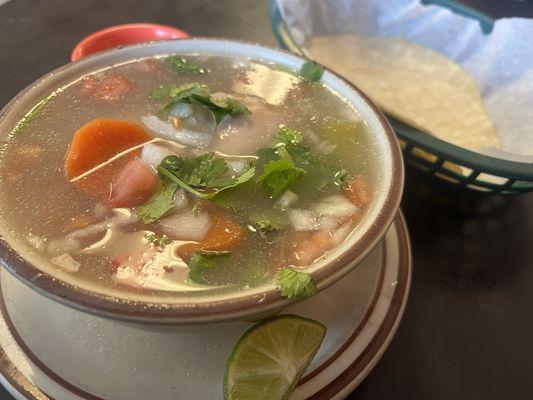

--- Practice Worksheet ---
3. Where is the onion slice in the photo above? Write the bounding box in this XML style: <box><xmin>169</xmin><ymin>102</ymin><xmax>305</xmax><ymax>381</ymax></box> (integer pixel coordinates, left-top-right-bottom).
<box><xmin>289</xmin><ymin>209</ymin><xmax>320</xmax><ymax>231</ymax></box>
<box><xmin>141</xmin><ymin>115</ymin><xmax>212</xmax><ymax>148</ymax></box>
<box><xmin>140</xmin><ymin>143</ymin><xmax>177</xmax><ymax>170</ymax></box>
<box><xmin>158</xmin><ymin>208</ymin><xmax>212</xmax><ymax>241</ymax></box>
<box><xmin>312</xmin><ymin>195</ymin><xmax>359</xmax><ymax>218</ymax></box>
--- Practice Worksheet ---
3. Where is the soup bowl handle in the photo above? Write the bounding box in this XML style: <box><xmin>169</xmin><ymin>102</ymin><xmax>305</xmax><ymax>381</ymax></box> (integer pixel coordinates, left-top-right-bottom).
<box><xmin>71</xmin><ymin>23</ymin><xmax>189</xmax><ymax>62</ymax></box>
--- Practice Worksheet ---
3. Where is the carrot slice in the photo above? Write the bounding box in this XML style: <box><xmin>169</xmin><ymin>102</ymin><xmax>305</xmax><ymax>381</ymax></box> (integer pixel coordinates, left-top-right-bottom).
<box><xmin>111</xmin><ymin>158</ymin><xmax>159</xmax><ymax>208</ymax></box>
<box><xmin>343</xmin><ymin>175</ymin><xmax>371</xmax><ymax>208</ymax></box>
<box><xmin>177</xmin><ymin>213</ymin><xmax>247</xmax><ymax>262</ymax></box>
<box><xmin>65</xmin><ymin>118</ymin><xmax>152</xmax><ymax>201</ymax></box>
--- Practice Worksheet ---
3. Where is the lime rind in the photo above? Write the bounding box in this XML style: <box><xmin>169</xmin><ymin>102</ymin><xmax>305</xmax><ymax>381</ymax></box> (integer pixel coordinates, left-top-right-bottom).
<box><xmin>224</xmin><ymin>314</ymin><xmax>327</xmax><ymax>400</ymax></box>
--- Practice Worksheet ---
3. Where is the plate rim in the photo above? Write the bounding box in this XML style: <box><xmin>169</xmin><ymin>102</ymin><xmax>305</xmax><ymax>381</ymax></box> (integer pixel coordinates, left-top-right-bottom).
<box><xmin>0</xmin><ymin>211</ymin><xmax>411</xmax><ymax>400</ymax></box>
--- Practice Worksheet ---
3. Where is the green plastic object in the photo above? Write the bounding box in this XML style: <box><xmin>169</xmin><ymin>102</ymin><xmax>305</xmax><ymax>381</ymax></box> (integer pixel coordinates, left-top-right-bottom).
<box><xmin>269</xmin><ymin>0</ymin><xmax>533</xmax><ymax>194</ymax></box>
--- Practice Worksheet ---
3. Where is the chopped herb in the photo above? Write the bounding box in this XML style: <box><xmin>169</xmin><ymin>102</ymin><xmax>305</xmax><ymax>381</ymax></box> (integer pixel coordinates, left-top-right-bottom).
<box><xmin>137</xmin><ymin>182</ymin><xmax>179</xmax><ymax>223</ymax></box>
<box><xmin>247</xmin><ymin>213</ymin><xmax>287</xmax><ymax>234</ymax></box>
<box><xmin>298</xmin><ymin>60</ymin><xmax>324</xmax><ymax>83</ymax></box>
<box><xmin>266</xmin><ymin>127</ymin><xmax>311</xmax><ymax>167</ymax></box>
<box><xmin>151</xmin><ymin>83</ymin><xmax>250</xmax><ymax>125</ymax></box>
<box><xmin>145</xmin><ymin>233</ymin><xmax>172</xmax><ymax>247</ymax></box>
<box><xmin>157</xmin><ymin>153</ymin><xmax>256</xmax><ymax>200</ymax></box>
<box><xmin>165</xmin><ymin>56</ymin><xmax>206</xmax><ymax>74</ymax></box>
<box><xmin>249</xmin><ymin>219</ymin><xmax>279</xmax><ymax>233</ymax></box>
<box><xmin>334</xmin><ymin>169</ymin><xmax>349</xmax><ymax>186</ymax></box>
<box><xmin>11</xmin><ymin>92</ymin><xmax>57</xmax><ymax>135</ymax></box>
<box><xmin>277</xmin><ymin>267</ymin><xmax>317</xmax><ymax>299</ymax></box>
<box><xmin>188</xmin><ymin>251</ymin><xmax>231</xmax><ymax>284</ymax></box>
<box><xmin>271</xmin><ymin>127</ymin><xmax>304</xmax><ymax>147</ymax></box>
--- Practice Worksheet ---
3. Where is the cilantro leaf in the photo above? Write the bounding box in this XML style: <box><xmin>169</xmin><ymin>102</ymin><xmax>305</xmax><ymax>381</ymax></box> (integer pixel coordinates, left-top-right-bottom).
<box><xmin>186</xmin><ymin>92</ymin><xmax>251</xmax><ymax>125</ymax></box>
<box><xmin>161</xmin><ymin>153</ymin><xmax>228</xmax><ymax>188</ymax></box>
<box><xmin>210</xmin><ymin>180</ymin><xmax>258</xmax><ymax>209</ymax></box>
<box><xmin>137</xmin><ymin>182</ymin><xmax>179</xmax><ymax>223</ymax></box>
<box><xmin>151</xmin><ymin>83</ymin><xmax>250</xmax><ymax>125</ymax></box>
<box><xmin>298</xmin><ymin>60</ymin><xmax>324</xmax><ymax>83</ymax></box>
<box><xmin>277</xmin><ymin>268</ymin><xmax>317</xmax><ymax>299</ymax></box>
<box><xmin>257</xmin><ymin>158</ymin><xmax>305</xmax><ymax>196</ymax></box>
<box><xmin>166</xmin><ymin>56</ymin><xmax>206</xmax><ymax>74</ymax></box>
<box><xmin>255</xmin><ymin>147</ymin><xmax>278</xmax><ymax>170</ymax></box>
<box><xmin>157</xmin><ymin>154</ymin><xmax>256</xmax><ymax>200</ymax></box>
<box><xmin>257</xmin><ymin>127</ymin><xmax>349</xmax><ymax>200</ymax></box>
<box><xmin>188</xmin><ymin>251</ymin><xmax>231</xmax><ymax>284</ymax></box>
<box><xmin>211</xmin><ymin>164</ymin><xmax>257</xmax><ymax>190</ymax></box>
<box><xmin>291</xmin><ymin>160</ymin><xmax>339</xmax><ymax>199</ymax></box>
<box><xmin>150</xmin><ymin>83</ymin><xmax>208</xmax><ymax>100</ymax></box>
<box><xmin>144</xmin><ymin>233</ymin><xmax>172</xmax><ymax>247</ymax></box>
<box><xmin>257</xmin><ymin>144</ymin><xmax>305</xmax><ymax>197</ymax></box>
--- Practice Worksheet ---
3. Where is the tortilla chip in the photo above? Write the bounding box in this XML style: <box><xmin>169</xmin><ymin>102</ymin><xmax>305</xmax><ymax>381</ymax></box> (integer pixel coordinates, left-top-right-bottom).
<box><xmin>308</xmin><ymin>34</ymin><xmax>500</xmax><ymax>149</ymax></box>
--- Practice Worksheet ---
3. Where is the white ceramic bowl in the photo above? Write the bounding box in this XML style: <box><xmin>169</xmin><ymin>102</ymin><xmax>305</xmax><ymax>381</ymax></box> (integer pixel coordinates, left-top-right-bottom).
<box><xmin>0</xmin><ymin>39</ymin><xmax>404</xmax><ymax>324</ymax></box>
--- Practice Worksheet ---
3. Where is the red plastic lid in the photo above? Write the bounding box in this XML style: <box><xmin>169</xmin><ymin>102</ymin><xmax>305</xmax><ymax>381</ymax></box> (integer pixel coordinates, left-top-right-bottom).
<box><xmin>71</xmin><ymin>23</ymin><xmax>189</xmax><ymax>62</ymax></box>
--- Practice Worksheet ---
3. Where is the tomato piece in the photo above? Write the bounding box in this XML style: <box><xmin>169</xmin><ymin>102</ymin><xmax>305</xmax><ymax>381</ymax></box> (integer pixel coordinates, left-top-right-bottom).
<box><xmin>111</xmin><ymin>158</ymin><xmax>159</xmax><ymax>208</ymax></box>
<box><xmin>286</xmin><ymin>230</ymin><xmax>333</xmax><ymax>267</ymax></box>
<box><xmin>81</xmin><ymin>73</ymin><xmax>133</xmax><ymax>102</ymax></box>
<box><xmin>343</xmin><ymin>175</ymin><xmax>370</xmax><ymax>208</ymax></box>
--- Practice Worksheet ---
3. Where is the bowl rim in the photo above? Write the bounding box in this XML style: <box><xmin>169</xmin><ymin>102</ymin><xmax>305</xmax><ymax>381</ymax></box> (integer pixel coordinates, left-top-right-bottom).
<box><xmin>0</xmin><ymin>37</ymin><xmax>404</xmax><ymax>324</ymax></box>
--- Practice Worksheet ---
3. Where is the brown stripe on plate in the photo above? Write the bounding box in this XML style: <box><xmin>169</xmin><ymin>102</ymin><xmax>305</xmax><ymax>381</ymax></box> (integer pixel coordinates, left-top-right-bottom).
<box><xmin>306</xmin><ymin>212</ymin><xmax>411</xmax><ymax>400</ymax></box>
<box><xmin>299</xmin><ymin>240</ymin><xmax>387</xmax><ymax>385</ymax></box>
<box><xmin>0</xmin><ymin>213</ymin><xmax>410</xmax><ymax>400</ymax></box>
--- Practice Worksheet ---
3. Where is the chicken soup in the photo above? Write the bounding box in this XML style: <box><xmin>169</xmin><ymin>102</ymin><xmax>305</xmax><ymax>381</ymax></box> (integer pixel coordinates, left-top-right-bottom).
<box><xmin>0</xmin><ymin>55</ymin><xmax>381</xmax><ymax>298</ymax></box>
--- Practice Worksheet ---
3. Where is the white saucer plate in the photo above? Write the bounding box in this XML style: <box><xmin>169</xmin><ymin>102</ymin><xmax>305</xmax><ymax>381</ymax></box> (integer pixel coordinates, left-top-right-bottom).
<box><xmin>0</xmin><ymin>213</ymin><xmax>411</xmax><ymax>400</ymax></box>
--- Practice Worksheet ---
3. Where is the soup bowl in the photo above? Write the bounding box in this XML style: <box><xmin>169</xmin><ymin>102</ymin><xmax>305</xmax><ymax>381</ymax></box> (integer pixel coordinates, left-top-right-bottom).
<box><xmin>0</xmin><ymin>38</ymin><xmax>403</xmax><ymax>325</ymax></box>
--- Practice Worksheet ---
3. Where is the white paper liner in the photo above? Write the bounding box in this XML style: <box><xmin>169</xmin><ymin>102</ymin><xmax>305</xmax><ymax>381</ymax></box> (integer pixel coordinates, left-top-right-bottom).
<box><xmin>276</xmin><ymin>0</ymin><xmax>533</xmax><ymax>162</ymax></box>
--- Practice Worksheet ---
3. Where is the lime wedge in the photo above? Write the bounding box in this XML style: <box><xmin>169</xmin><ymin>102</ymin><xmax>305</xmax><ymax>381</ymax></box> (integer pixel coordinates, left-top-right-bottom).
<box><xmin>224</xmin><ymin>314</ymin><xmax>327</xmax><ymax>400</ymax></box>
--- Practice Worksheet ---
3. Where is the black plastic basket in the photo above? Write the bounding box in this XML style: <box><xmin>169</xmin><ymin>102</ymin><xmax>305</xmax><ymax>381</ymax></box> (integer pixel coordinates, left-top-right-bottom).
<box><xmin>269</xmin><ymin>0</ymin><xmax>533</xmax><ymax>194</ymax></box>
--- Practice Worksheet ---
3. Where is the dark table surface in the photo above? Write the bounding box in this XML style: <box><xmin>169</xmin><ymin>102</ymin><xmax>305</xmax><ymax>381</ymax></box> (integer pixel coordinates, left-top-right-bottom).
<box><xmin>0</xmin><ymin>0</ymin><xmax>532</xmax><ymax>399</ymax></box>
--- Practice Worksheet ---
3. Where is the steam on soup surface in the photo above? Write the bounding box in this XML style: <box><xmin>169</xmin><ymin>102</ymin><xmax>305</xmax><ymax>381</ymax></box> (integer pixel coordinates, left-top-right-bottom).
<box><xmin>0</xmin><ymin>55</ymin><xmax>381</xmax><ymax>298</ymax></box>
